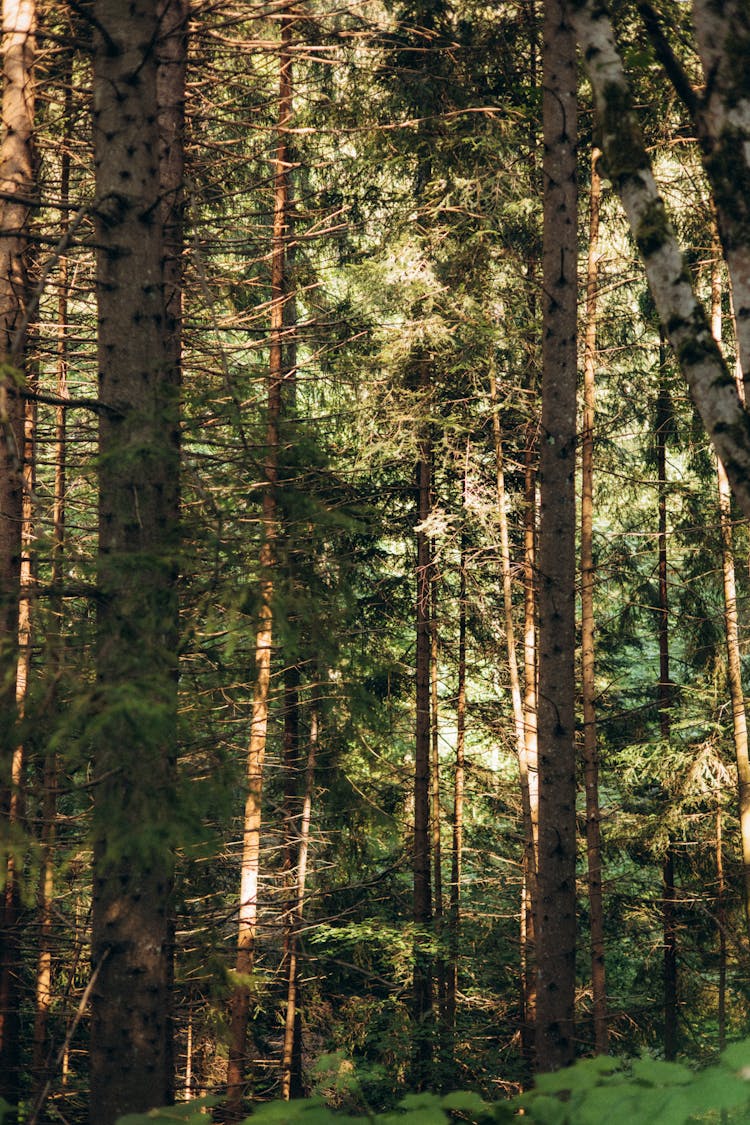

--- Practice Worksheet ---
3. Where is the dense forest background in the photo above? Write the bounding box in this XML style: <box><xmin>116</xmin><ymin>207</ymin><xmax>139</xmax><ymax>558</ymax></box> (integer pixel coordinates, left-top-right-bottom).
<box><xmin>2</xmin><ymin>0</ymin><xmax>750</xmax><ymax>1121</ymax></box>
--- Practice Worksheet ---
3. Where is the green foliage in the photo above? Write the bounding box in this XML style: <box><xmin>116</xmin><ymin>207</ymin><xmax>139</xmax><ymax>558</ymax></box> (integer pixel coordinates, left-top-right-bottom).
<box><xmin>114</xmin><ymin>1039</ymin><xmax>750</xmax><ymax>1124</ymax></box>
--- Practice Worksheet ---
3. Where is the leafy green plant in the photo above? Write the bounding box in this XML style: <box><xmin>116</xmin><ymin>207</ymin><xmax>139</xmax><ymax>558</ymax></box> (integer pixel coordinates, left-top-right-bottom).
<box><xmin>114</xmin><ymin>1037</ymin><xmax>750</xmax><ymax>1123</ymax></box>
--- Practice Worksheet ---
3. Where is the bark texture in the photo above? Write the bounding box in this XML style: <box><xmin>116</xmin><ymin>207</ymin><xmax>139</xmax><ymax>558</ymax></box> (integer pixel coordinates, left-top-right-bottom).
<box><xmin>571</xmin><ymin>0</ymin><xmax>750</xmax><ymax>520</ymax></box>
<box><xmin>535</xmin><ymin>0</ymin><xmax>578</xmax><ymax>1072</ymax></box>
<box><xmin>89</xmin><ymin>2</ymin><xmax>181</xmax><ymax>1119</ymax></box>
<box><xmin>0</xmin><ymin>0</ymin><xmax>35</xmax><ymax>1109</ymax></box>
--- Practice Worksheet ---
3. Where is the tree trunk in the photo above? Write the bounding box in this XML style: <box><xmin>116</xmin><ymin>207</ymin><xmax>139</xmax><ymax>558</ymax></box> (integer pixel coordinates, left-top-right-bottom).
<box><xmin>656</xmin><ymin>334</ymin><xmax>677</xmax><ymax>1062</ymax></box>
<box><xmin>226</xmin><ymin>13</ymin><xmax>293</xmax><ymax>1115</ymax></box>
<box><xmin>710</xmin><ymin>255</ymin><xmax>750</xmax><ymax>937</ymax></box>
<box><xmin>89</xmin><ymin>1</ymin><xmax>181</xmax><ymax>1118</ymax></box>
<box><xmin>32</xmin><ymin>45</ymin><xmax>71</xmax><ymax>1091</ymax></box>
<box><xmin>581</xmin><ymin>148</ymin><xmax>608</xmax><ymax>1055</ymax></box>
<box><xmin>412</xmin><ymin>355</ymin><xmax>433</xmax><ymax>1089</ymax></box>
<box><xmin>489</xmin><ymin>366</ymin><xmax>538</xmax><ymax>1055</ymax></box>
<box><xmin>535</xmin><ymin>0</ymin><xmax>578</xmax><ymax>1072</ymax></box>
<box><xmin>0</xmin><ymin>1</ymin><xmax>35</xmax><ymax>1109</ymax></box>
<box><xmin>281</xmin><ymin>704</ymin><xmax>317</xmax><ymax>1100</ymax></box>
<box><xmin>446</xmin><ymin>464</ymin><xmax>467</xmax><ymax>1036</ymax></box>
<box><xmin>571</xmin><ymin>0</ymin><xmax>750</xmax><ymax>521</ymax></box>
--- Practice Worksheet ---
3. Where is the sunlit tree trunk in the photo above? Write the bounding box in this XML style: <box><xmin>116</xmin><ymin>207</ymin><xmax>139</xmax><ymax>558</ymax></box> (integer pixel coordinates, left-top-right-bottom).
<box><xmin>281</xmin><ymin>704</ymin><xmax>317</xmax><ymax>1099</ymax></box>
<box><xmin>412</xmin><ymin>353</ymin><xmax>433</xmax><ymax>1088</ymax></box>
<box><xmin>535</xmin><ymin>0</ymin><xmax>578</xmax><ymax>1072</ymax></box>
<box><xmin>226</xmin><ymin>13</ymin><xmax>293</xmax><ymax>1115</ymax></box>
<box><xmin>489</xmin><ymin>365</ymin><xmax>537</xmax><ymax>1053</ymax></box>
<box><xmin>581</xmin><ymin>148</ymin><xmax>608</xmax><ymax>1055</ymax></box>
<box><xmin>31</xmin><ymin>41</ymin><xmax>71</xmax><ymax>1092</ymax></box>
<box><xmin>0</xmin><ymin>1</ymin><xmax>35</xmax><ymax>1109</ymax></box>
<box><xmin>446</xmin><ymin>459</ymin><xmax>467</xmax><ymax>1036</ymax></box>
<box><xmin>711</xmin><ymin>255</ymin><xmax>750</xmax><ymax>937</ymax></box>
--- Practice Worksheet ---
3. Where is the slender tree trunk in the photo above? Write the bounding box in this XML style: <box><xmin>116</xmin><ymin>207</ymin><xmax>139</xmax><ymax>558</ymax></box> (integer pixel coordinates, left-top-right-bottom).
<box><xmin>226</xmin><ymin>14</ymin><xmax>293</xmax><ymax>1115</ymax></box>
<box><xmin>31</xmin><ymin>50</ymin><xmax>71</xmax><ymax>1090</ymax></box>
<box><xmin>522</xmin><ymin>429</ymin><xmax>538</xmax><ymax>1060</ymax></box>
<box><xmin>446</xmin><ymin>461</ymin><xmax>467</xmax><ymax>1036</ymax></box>
<box><xmin>0</xmin><ymin>1</ymin><xmax>35</xmax><ymax>1109</ymax></box>
<box><xmin>431</xmin><ymin>536</ymin><xmax>447</xmax><ymax>1043</ymax></box>
<box><xmin>716</xmin><ymin>806</ymin><xmax>727</xmax><ymax>1053</ymax></box>
<box><xmin>89</xmin><ymin>1</ymin><xmax>180</xmax><ymax>1118</ymax></box>
<box><xmin>535</xmin><ymin>0</ymin><xmax>578</xmax><ymax>1072</ymax></box>
<box><xmin>581</xmin><ymin>149</ymin><xmax>608</xmax><ymax>1055</ymax></box>
<box><xmin>710</xmin><ymin>256</ymin><xmax>750</xmax><ymax>937</ymax></box>
<box><xmin>656</xmin><ymin>333</ymin><xmax>677</xmax><ymax>1062</ymax></box>
<box><xmin>281</xmin><ymin>704</ymin><xmax>317</xmax><ymax>1100</ymax></box>
<box><xmin>412</xmin><ymin>354</ymin><xmax>433</xmax><ymax>1088</ymax></box>
<box><xmin>489</xmin><ymin>367</ymin><xmax>538</xmax><ymax>1055</ymax></box>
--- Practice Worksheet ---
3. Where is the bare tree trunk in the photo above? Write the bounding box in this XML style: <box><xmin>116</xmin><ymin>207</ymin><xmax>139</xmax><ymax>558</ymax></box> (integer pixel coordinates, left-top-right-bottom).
<box><xmin>571</xmin><ymin>0</ymin><xmax>750</xmax><ymax>521</ymax></box>
<box><xmin>656</xmin><ymin>333</ymin><xmax>677</xmax><ymax>1062</ymax></box>
<box><xmin>716</xmin><ymin>806</ymin><xmax>727</xmax><ymax>1053</ymax></box>
<box><xmin>535</xmin><ymin>0</ymin><xmax>578</xmax><ymax>1072</ymax></box>
<box><xmin>281</xmin><ymin>704</ymin><xmax>317</xmax><ymax>1100</ymax></box>
<box><xmin>446</xmin><ymin>460</ymin><xmax>467</xmax><ymax>1036</ymax></box>
<box><xmin>581</xmin><ymin>148</ymin><xmax>608</xmax><ymax>1055</ymax></box>
<box><xmin>89</xmin><ymin>0</ymin><xmax>181</xmax><ymax>1117</ymax></box>
<box><xmin>489</xmin><ymin>367</ymin><xmax>538</xmax><ymax>1055</ymax></box>
<box><xmin>0</xmin><ymin>1</ymin><xmax>35</xmax><ymax>1109</ymax></box>
<box><xmin>710</xmin><ymin>255</ymin><xmax>750</xmax><ymax>937</ymax></box>
<box><xmin>31</xmin><ymin>45</ymin><xmax>71</xmax><ymax>1091</ymax></box>
<box><xmin>412</xmin><ymin>354</ymin><xmax>433</xmax><ymax>1089</ymax></box>
<box><xmin>226</xmin><ymin>13</ymin><xmax>293</xmax><ymax>1115</ymax></box>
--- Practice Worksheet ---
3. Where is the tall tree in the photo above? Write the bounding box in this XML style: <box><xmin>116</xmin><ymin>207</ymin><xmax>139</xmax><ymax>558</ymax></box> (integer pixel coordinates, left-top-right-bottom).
<box><xmin>0</xmin><ymin>0</ymin><xmax>35</xmax><ymax>1110</ymax></box>
<box><xmin>89</xmin><ymin>0</ymin><xmax>182</xmax><ymax>1118</ymax></box>
<box><xmin>535</xmin><ymin>0</ymin><xmax>578</xmax><ymax>1072</ymax></box>
<box><xmin>580</xmin><ymin>148</ymin><xmax>607</xmax><ymax>1054</ymax></box>
<box><xmin>226</xmin><ymin>9</ymin><xmax>294</xmax><ymax>1114</ymax></box>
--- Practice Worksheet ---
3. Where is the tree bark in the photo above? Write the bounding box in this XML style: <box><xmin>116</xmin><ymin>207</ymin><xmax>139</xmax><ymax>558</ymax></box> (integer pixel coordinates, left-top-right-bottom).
<box><xmin>0</xmin><ymin>1</ymin><xmax>35</xmax><ymax>1109</ymax></box>
<box><xmin>581</xmin><ymin>148</ymin><xmax>608</xmax><ymax>1055</ymax></box>
<box><xmin>89</xmin><ymin>1</ymin><xmax>181</xmax><ymax>1118</ymax></box>
<box><xmin>535</xmin><ymin>0</ymin><xmax>578</xmax><ymax>1072</ymax></box>
<box><xmin>710</xmin><ymin>255</ymin><xmax>750</xmax><ymax>937</ymax></box>
<box><xmin>226</xmin><ymin>12</ymin><xmax>293</xmax><ymax>1115</ymax></box>
<box><xmin>571</xmin><ymin>0</ymin><xmax>750</xmax><ymax>521</ymax></box>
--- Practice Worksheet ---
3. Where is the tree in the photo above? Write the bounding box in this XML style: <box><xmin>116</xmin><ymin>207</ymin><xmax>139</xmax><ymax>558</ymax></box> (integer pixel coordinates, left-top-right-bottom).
<box><xmin>88</xmin><ymin>1</ymin><xmax>182</xmax><ymax>1118</ymax></box>
<box><xmin>534</xmin><ymin>0</ymin><xmax>578</xmax><ymax>1072</ymax></box>
<box><xmin>0</xmin><ymin>0</ymin><xmax>35</xmax><ymax>1110</ymax></box>
<box><xmin>571</xmin><ymin>0</ymin><xmax>750</xmax><ymax>520</ymax></box>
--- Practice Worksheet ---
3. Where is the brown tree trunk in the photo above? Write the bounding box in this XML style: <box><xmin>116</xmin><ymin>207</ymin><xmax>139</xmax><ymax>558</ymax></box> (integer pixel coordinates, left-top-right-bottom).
<box><xmin>226</xmin><ymin>13</ymin><xmax>293</xmax><ymax>1115</ymax></box>
<box><xmin>89</xmin><ymin>1</ymin><xmax>181</xmax><ymax>1118</ymax></box>
<box><xmin>535</xmin><ymin>0</ymin><xmax>578</xmax><ymax>1072</ymax></box>
<box><xmin>0</xmin><ymin>1</ymin><xmax>35</xmax><ymax>1109</ymax></box>
<box><xmin>581</xmin><ymin>148</ymin><xmax>608</xmax><ymax>1055</ymax></box>
<box><xmin>412</xmin><ymin>355</ymin><xmax>433</xmax><ymax>1088</ymax></box>
<box><xmin>32</xmin><ymin>46</ymin><xmax>71</xmax><ymax>1091</ymax></box>
<box><xmin>656</xmin><ymin>334</ymin><xmax>677</xmax><ymax>1062</ymax></box>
